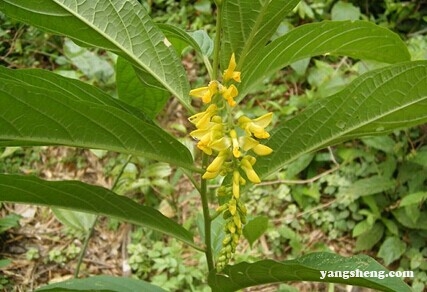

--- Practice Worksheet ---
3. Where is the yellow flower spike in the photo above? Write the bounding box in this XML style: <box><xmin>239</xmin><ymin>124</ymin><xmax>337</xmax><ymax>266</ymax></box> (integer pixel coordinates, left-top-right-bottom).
<box><xmin>238</xmin><ymin>112</ymin><xmax>273</xmax><ymax>139</ymax></box>
<box><xmin>223</xmin><ymin>53</ymin><xmax>241</xmax><ymax>83</ymax></box>
<box><xmin>252</xmin><ymin>143</ymin><xmax>273</xmax><ymax>156</ymax></box>
<box><xmin>240</xmin><ymin>156</ymin><xmax>261</xmax><ymax>184</ymax></box>
<box><xmin>229</xmin><ymin>129</ymin><xmax>241</xmax><ymax>158</ymax></box>
<box><xmin>232</xmin><ymin>170</ymin><xmax>240</xmax><ymax>199</ymax></box>
<box><xmin>189</xmin><ymin>81</ymin><xmax>218</xmax><ymax>103</ymax></box>
<box><xmin>222</xmin><ymin>84</ymin><xmax>238</xmax><ymax>107</ymax></box>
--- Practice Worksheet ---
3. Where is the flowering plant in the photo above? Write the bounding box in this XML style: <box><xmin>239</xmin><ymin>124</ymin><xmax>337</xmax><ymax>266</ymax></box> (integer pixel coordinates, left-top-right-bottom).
<box><xmin>1</xmin><ymin>0</ymin><xmax>426</xmax><ymax>291</ymax></box>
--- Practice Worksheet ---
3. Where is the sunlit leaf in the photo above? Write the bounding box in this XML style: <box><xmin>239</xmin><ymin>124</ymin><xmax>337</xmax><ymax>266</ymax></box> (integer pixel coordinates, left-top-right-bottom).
<box><xmin>35</xmin><ymin>275</ymin><xmax>166</xmax><ymax>292</ymax></box>
<box><xmin>256</xmin><ymin>61</ymin><xmax>427</xmax><ymax>179</ymax></box>
<box><xmin>0</xmin><ymin>0</ymin><xmax>192</xmax><ymax>111</ymax></box>
<box><xmin>0</xmin><ymin>175</ymin><xmax>196</xmax><ymax>248</ymax></box>
<box><xmin>0</xmin><ymin>67</ymin><xmax>195</xmax><ymax>170</ymax></box>
<box><xmin>208</xmin><ymin>252</ymin><xmax>411</xmax><ymax>292</ymax></box>
<box><xmin>240</xmin><ymin>21</ymin><xmax>411</xmax><ymax>98</ymax></box>
<box><xmin>221</xmin><ymin>0</ymin><xmax>300</xmax><ymax>69</ymax></box>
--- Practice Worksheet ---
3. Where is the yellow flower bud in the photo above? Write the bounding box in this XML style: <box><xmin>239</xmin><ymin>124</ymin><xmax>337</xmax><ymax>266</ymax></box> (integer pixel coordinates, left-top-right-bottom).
<box><xmin>223</xmin><ymin>53</ymin><xmax>241</xmax><ymax>83</ymax></box>
<box><xmin>252</xmin><ymin>143</ymin><xmax>273</xmax><ymax>156</ymax></box>
<box><xmin>229</xmin><ymin>129</ymin><xmax>241</xmax><ymax>158</ymax></box>
<box><xmin>232</xmin><ymin>170</ymin><xmax>240</xmax><ymax>199</ymax></box>
<box><xmin>233</xmin><ymin>215</ymin><xmax>242</xmax><ymax>229</ymax></box>
<box><xmin>221</xmin><ymin>84</ymin><xmax>238</xmax><ymax>107</ymax></box>
<box><xmin>240</xmin><ymin>156</ymin><xmax>261</xmax><ymax>184</ymax></box>
<box><xmin>206</xmin><ymin>151</ymin><xmax>227</xmax><ymax>173</ymax></box>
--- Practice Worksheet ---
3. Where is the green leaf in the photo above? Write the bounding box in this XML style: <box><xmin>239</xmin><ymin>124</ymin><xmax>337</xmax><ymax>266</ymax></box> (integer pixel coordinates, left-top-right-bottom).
<box><xmin>0</xmin><ymin>259</ymin><xmax>11</xmax><ymax>269</ymax></box>
<box><xmin>189</xmin><ymin>30</ymin><xmax>214</xmax><ymax>57</ymax></box>
<box><xmin>221</xmin><ymin>0</ymin><xmax>300</xmax><ymax>69</ymax></box>
<box><xmin>0</xmin><ymin>174</ymin><xmax>196</xmax><ymax>248</ymax></box>
<box><xmin>399</xmin><ymin>192</ymin><xmax>427</xmax><ymax>207</ymax></box>
<box><xmin>361</xmin><ymin>136</ymin><xmax>396</xmax><ymax>154</ymax></box>
<box><xmin>411</xmin><ymin>149</ymin><xmax>427</xmax><ymax>167</ymax></box>
<box><xmin>0</xmin><ymin>213</ymin><xmax>21</xmax><ymax>233</ymax></box>
<box><xmin>355</xmin><ymin>222</ymin><xmax>384</xmax><ymax>251</ymax></box>
<box><xmin>197</xmin><ymin>213</ymin><xmax>225</xmax><ymax>257</ymax></box>
<box><xmin>240</xmin><ymin>21</ymin><xmax>411</xmax><ymax>98</ymax></box>
<box><xmin>35</xmin><ymin>275</ymin><xmax>166</xmax><ymax>292</ymax></box>
<box><xmin>392</xmin><ymin>208</ymin><xmax>427</xmax><ymax>230</ymax></box>
<box><xmin>341</xmin><ymin>176</ymin><xmax>396</xmax><ymax>198</ymax></box>
<box><xmin>242</xmin><ymin>216</ymin><xmax>269</xmax><ymax>247</ymax></box>
<box><xmin>381</xmin><ymin>218</ymin><xmax>399</xmax><ymax>236</ymax></box>
<box><xmin>116</xmin><ymin>57</ymin><xmax>169</xmax><ymax>118</ymax></box>
<box><xmin>0</xmin><ymin>66</ymin><xmax>146</xmax><ymax>119</ymax></box>
<box><xmin>0</xmin><ymin>0</ymin><xmax>192</xmax><ymax>111</ymax></box>
<box><xmin>208</xmin><ymin>252</ymin><xmax>411</xmax><ymax>292</ymax></box>
<box><xmin>256</xmin><ymin>61</ymin><xmax>427</xmax><ymax>179</ymax></box>
<box><xmin>62</xmin><ymin>38</ymin><xmax>114</xmax><ymax>82</ymax></box>
<box><xmin>0</xmin><ymin>67</ymin><xmax>195</xmax><ymax>170</ymax></box>
<box><xmin>51</xmin><ymin>208</ymin><xmax>97</xmax><ymax>233</ymax></box>
<box><xmin>157</xmin><ymin>24</ymin><xmax>208</xmax><ymax>56</ymax></box>
<box><xmin>352</xmin><ymin>219</ymin><xmax>372</xmax><ymax>237</ymax></box>
<box><xmin>331</xmin><ymin>1</ymin><xmax>361</xmax><ymax>21</ymax></box>
<box><xmin>285</xmin><ymin>153</ymin><xmax>314</xmax><ymax>179</ymax></box>
<box><xmin>378</xmin><ymin>237</ymin><xmax>407</xmax><ymax>266</ymax></box>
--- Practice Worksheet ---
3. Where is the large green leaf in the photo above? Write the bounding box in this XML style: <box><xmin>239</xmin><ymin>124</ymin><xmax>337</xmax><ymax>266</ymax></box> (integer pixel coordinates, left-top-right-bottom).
<box><xmin>220</xmin><ymin>0</ymin><xmax>300</xmax><ymax>69</ymax></box>
<box><xmin>208</xmin><ymin>253</ymin><xmax>411</xmax><ymax>292</ymax></box>
<box><xmin>0</xmin><ymin>66</ymin><xmax>147</xmax><ymax>120</ymax></box>
<box><xmin>35</xmin><ymin>275</ymin><xmax>165</xmax><ymax>292</ymax></box>
<box><xmin>116</xmin><ymin>57</ymin><xmax>170</xmax><ymax>118</ymax></box>
<box><xmin>0</xmin><ymin>174</ymin><xmax>196</xmax><ymax>249</ymax></box>
<box><xmin>0</xmin><ymin>0</ymin><xmax>192</xmax><ymax>111</ymax></box>
<box><xmin>239</xmin><ymin>20</ymin><xmax>411</xmax><ymax>98</ymax></box>
<box><xmin>256</xmin><ymin>61</ymin><xmax>427</xmax><ymax>179</ymax></box>
<box><xmin>0</xmin><ymin>67</ymin><xmax>196</xmax><ymax>170</ymax></box>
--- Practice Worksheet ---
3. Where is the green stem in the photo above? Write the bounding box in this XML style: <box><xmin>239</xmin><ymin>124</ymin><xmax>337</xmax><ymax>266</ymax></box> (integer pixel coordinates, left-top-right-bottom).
<box><xmin>212</xmin><ymin>2</ymin><xmax>222</xmax><ymax>80</ymax></box>
<box><xmin>74</xmin><ymin>155</ymin><xmax>132</xmax><ymax>278</ymax></box>
<box><xmin>201</xmin><ymin>153</ymin><xmax>215</xmax><ymax>271</ymax></box>
<box><xmin>74</xmin><ymin>216</ymin><xmax>96</xmax><ymax>278</ymax></box>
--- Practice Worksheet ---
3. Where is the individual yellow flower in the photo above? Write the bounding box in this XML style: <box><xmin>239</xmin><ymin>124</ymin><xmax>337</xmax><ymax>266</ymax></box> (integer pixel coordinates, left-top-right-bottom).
<box><xmin>240</xmin><ymin>155</ymin><xmax>260</xmax><ymax>184</ymax></box>
<box><xmin>239</xmin><ymin>135</ymin><xmax>273</xmax><ymax>156</ymax></box>
<box><xmin>221</xmin><ymin>84</ymin><xmax>238</xmax><ymax>107</ymax></box>
<box><xmin>203</xmin><ymin>151</ymin><xmax>228</xmax><ymax>179</ymax></box>
<box><xmin>252</xmin><ymin>144</ymin><xmax>273</xmax><ymax>156</ymax></box>
<box><xmin>229</xmin><ymin>129</ymin><xmax>241</xmax><ymax>158</ymax></box>
<box><xmin>189</xmin><ymin>81</ymin><xmax>218</xmax><ymax>103</ymax></box>
<box><xmin>188</xmin><ymin>104</ymin><xmax>217</xmax><ymax>129</ymax></box>
<box><xmin>209</xmin><ymin>136</ymin><xmax>231</xmax><ymax>152</ymax></box>
<box><xmin>238</xmin><ymin>112</ymin><xmax>273</xmax><ymax>139</ymax></box>
<box><xmin>232</xmin><ymin>170</ymin><xmax>240</xmax><ymax>199</ymax></box>
<box><xmin>223</xmin><ymin>53</ymin><xmax>241</xmax><ymax>83</ymax></box>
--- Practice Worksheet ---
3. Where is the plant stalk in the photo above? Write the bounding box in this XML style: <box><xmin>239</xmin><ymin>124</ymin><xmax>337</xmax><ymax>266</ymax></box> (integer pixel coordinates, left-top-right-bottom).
<box><xmin>200</xmin><ymin>153</ymin><xmax>215</xmax><ymax>271</ymax></box>
<box><xmin>212</xmin><ymin>2</ymin><xmax>222</xmax><ymax>80</ymax></box>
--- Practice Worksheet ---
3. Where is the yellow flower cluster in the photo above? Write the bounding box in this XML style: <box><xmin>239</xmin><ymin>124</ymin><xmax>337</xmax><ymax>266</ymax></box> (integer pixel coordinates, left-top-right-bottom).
<box><xmin>188</xmin><ymin>53</ymin><xmax>273</xmax><ymax>271</ymax></box>
<box><xmin>189</xmin><ymin>53</ymin><xmax>240</xmax><ymax>107</ymax></box>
